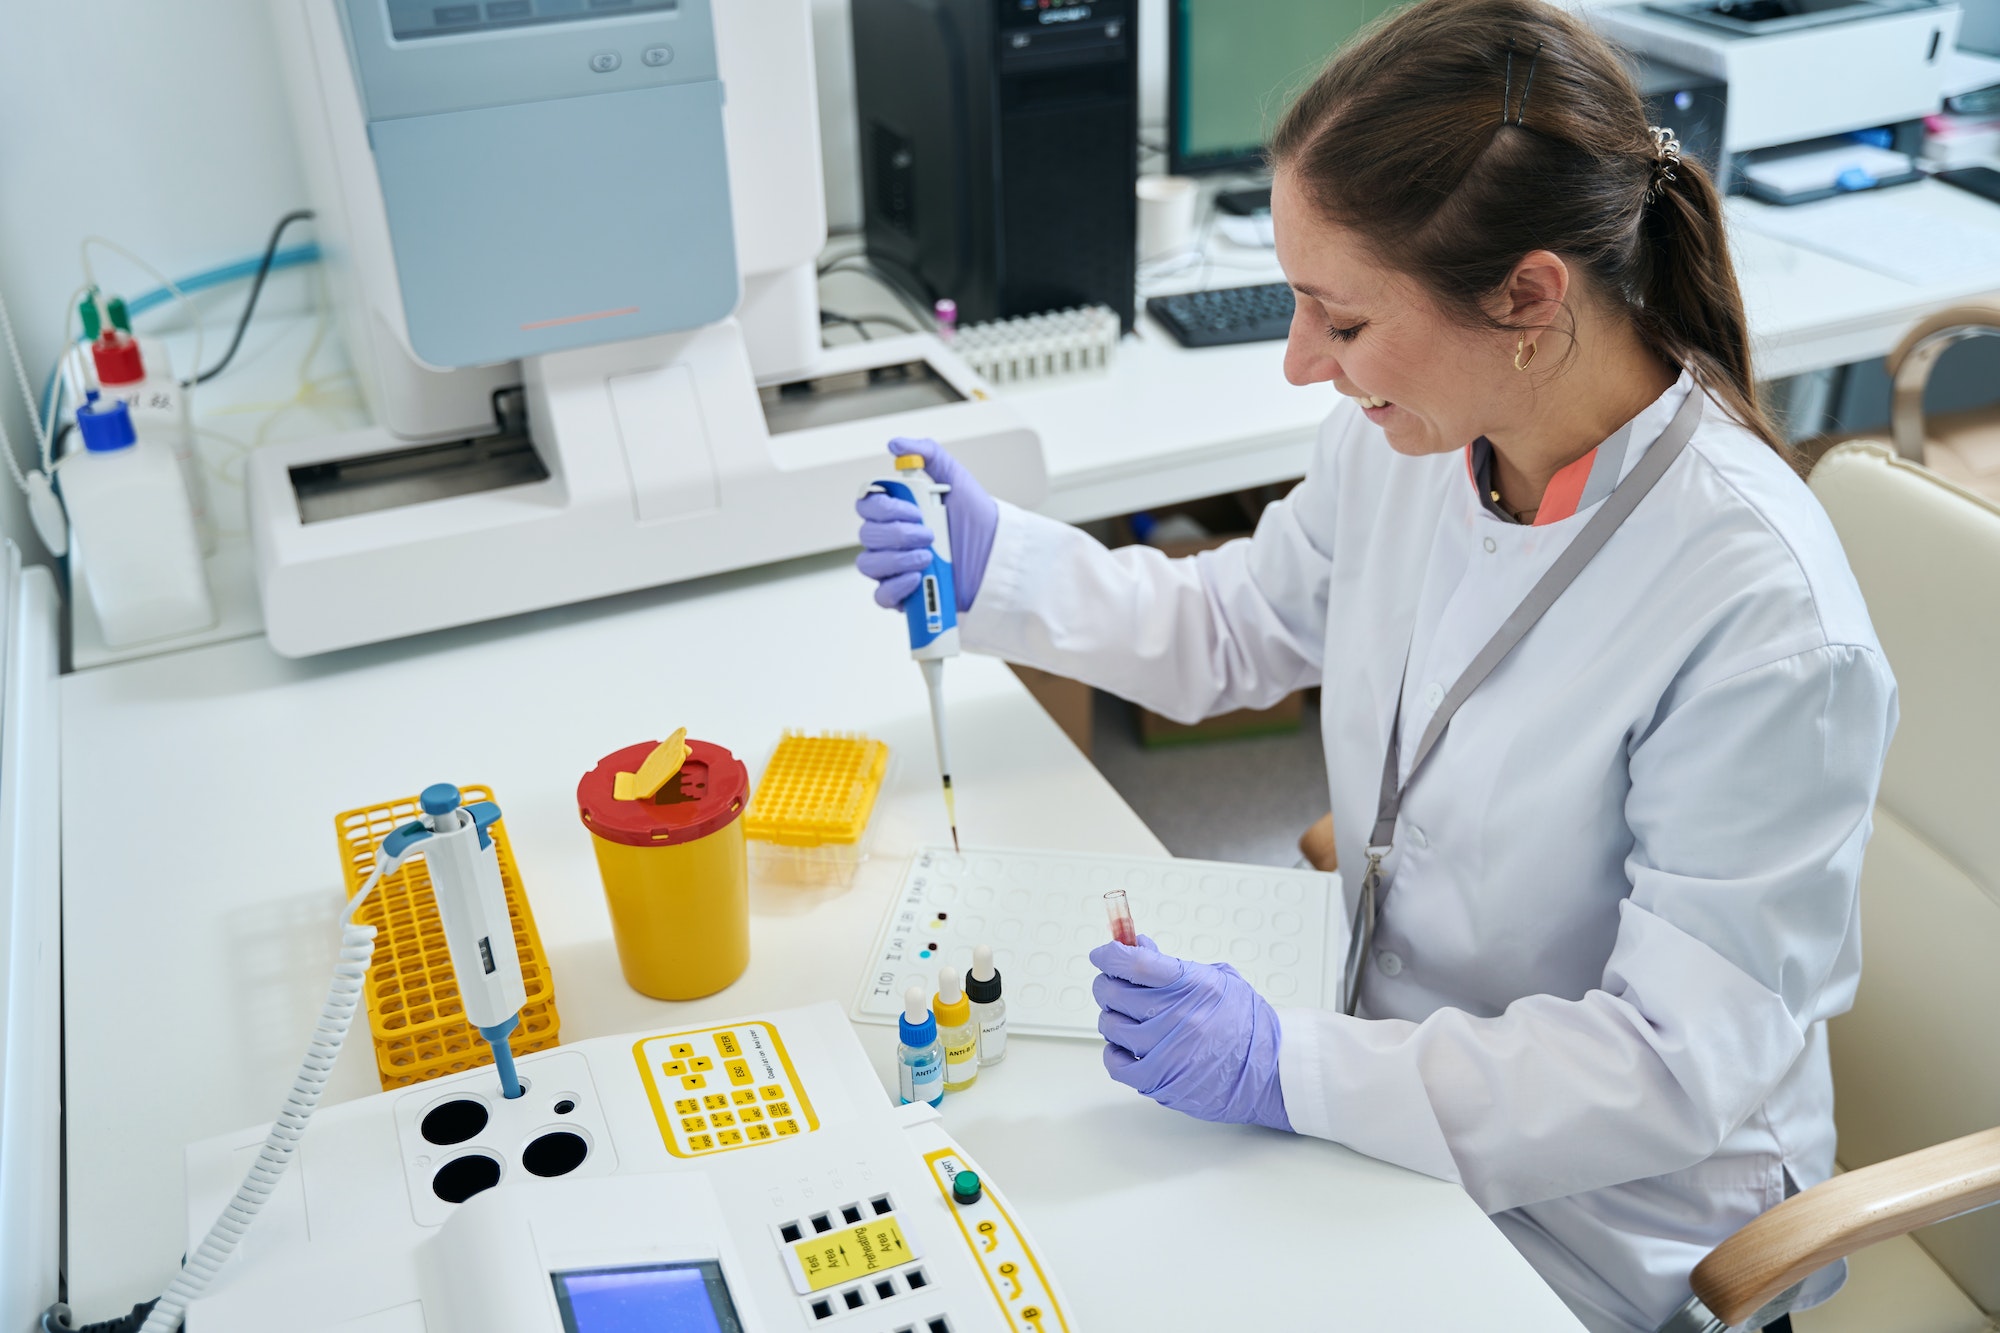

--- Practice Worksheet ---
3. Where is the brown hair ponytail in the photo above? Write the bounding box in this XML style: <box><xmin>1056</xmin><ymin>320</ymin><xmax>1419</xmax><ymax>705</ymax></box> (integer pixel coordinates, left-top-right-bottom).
<box><xmin>1269</xmin><ymin>0</ymin><xmax>1787</xmax><ymax>457</ymax></box>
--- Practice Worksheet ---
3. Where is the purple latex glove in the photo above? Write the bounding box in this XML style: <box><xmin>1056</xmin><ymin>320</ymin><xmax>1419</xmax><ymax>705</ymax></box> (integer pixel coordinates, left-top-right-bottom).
<box><xmin>1090</xmin><ymin>935</ymin><xmax>1292</xmax><ymax>1132</ymax></box>
<box><xmin>854</xmin><ymin>437</ymin><xmax>998</xmax><ymax>612</ymax></box>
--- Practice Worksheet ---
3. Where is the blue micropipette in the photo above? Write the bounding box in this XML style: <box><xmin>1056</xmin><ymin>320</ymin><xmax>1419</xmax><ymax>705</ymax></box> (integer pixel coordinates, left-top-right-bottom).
<box><xmin>867</xmin><ymin>455</ymin><xmax>962</xmax><ymax>851</ymax></box>
<box><xmin>381</xmin><ymin>783</ymin><xmax>528</xmax><ymax>1097</ymax></box>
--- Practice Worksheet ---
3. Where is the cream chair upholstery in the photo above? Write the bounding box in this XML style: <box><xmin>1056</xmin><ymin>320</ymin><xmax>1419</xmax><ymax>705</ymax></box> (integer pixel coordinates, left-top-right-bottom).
<box><xmin>1791</xmin><ymin>442</ymin><xmax>2000</xmax><ymax>1332</ymax></box>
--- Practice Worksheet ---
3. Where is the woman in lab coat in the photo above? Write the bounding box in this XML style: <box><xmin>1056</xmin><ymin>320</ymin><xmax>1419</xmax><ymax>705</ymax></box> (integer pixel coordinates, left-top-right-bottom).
<box><xmin>854</xmin><ymin>1</ymin><xmax>1896</xmax><ymax>1329</ymax></box>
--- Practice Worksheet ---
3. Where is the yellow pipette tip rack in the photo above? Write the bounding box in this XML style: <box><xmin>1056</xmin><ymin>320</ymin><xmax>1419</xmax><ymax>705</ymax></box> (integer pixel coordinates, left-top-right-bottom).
<box><xmin>335</xmin><ymin>784</ymin><xmax>561</xmax><ymax>1089</ymax></box>
<box><xmin>743</xmin><ymin>732</ymin><xmax>890</xmax><ymax>887</ymax></box>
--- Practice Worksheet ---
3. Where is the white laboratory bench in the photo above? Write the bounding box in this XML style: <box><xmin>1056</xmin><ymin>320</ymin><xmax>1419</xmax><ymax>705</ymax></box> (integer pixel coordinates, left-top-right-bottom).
<box><xmin>58</xmin><ymin>552</ymin><xmax>1587</xmax><ymax>1330</ymax></box>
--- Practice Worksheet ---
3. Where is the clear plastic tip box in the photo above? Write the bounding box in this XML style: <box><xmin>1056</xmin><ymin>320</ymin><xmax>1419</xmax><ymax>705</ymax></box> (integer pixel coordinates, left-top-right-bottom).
<box><xmin>743</xmin><ymin>732</ymin><xmax>889</xmax><ymax>888</ymax></box>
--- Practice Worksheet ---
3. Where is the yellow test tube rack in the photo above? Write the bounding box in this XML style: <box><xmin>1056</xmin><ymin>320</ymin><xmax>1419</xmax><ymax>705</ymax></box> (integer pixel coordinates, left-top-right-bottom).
<box><xmin>335</xmin><ymin>784</ymin><xmax>561</xmax><ymax>1090</ymax></box>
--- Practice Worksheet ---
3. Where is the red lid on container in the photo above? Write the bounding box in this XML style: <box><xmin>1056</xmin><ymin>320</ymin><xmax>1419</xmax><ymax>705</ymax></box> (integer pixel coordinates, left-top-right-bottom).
<box><xmin>91</xmin><ymin>332</ymin><xmax>144</xmax><ymax>387</ymax></box>
<box><xmin>578</xmin><ymin>737</ymin><xmax>748</xmax><ymax>847</ymax></box>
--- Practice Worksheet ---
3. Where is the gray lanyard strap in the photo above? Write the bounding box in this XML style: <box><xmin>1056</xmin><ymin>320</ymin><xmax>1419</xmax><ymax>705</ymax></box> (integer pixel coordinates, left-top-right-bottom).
<box><xmin>1339</xmin><ymin>387</ymin><xmax>1706</xmax><ymax>1016</ymax></box>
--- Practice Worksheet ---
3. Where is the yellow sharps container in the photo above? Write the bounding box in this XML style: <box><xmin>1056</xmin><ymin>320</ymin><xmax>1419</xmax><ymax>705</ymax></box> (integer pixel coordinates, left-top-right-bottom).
<box><xmin>578</xmin><ymin>729</ymin><xmax>749</xmax><ymax>1000</ymax></box>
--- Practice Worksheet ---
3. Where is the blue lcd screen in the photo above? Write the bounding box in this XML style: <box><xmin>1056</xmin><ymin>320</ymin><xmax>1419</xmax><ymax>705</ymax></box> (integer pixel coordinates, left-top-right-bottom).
<box><xmin>550</xmin><ymin>1262</ymin><xmax>744</xmax><ymax>1333</ymax></box>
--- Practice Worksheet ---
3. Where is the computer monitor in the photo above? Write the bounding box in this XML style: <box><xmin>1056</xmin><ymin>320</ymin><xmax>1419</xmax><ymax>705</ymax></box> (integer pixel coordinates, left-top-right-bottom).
<box><xmin>1167</xmin><ymin>0</ymin><xmax>1405</xmax><ymax>177</ymax></box>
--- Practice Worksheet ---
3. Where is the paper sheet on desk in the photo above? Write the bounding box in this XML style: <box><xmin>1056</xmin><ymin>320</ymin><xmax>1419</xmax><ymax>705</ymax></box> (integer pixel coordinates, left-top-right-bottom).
<box><xmin>1735</xmin><ymin>189</ymin><xmax>2000</xmax><ymax>287</ymax></box>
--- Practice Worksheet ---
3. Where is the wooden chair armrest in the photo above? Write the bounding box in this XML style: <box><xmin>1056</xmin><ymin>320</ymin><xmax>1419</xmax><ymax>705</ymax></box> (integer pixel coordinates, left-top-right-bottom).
<box><xmin>1889</xmin><ymin>301</ymin><xmax>2000</xmax><ymax>461</ymax></box>
<box><xmin>1298</xmin><ymin>812</ymin><xmax>1337</xmax><ymax>872</ymax></box>
<box><xmin>1691</xmin><ymin>1126</ymin><xmax>2000</xmax><ymax>1326</ymax></box>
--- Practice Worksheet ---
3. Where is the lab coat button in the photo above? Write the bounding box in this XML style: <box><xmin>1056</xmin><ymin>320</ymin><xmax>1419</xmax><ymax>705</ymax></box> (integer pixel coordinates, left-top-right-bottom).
<box><xmin>1377</xmin><ymin>951</ymin><xmax>1403</xmax><ymax>976</ymax></box>
<box><xmin>1483</xmin><ymin>536</ymin><xmax>1498</xmax><ymax>553</ymax></box>
<box><xmin>1423</xmin><ymin>682</ymin><xmax>1444</xmax><ymax>709</ymax></box>
<box><xmin>642</xmin><ymin>45</ymin><xmax>674</xmax><ymax>66</ymax></box>
<box><xmin>1407</xmin><ymin>825</ymin><xmax>1429</xmax><ymax>851</ymax></box>
<box><xmin>590</xmin><ymin>51</ymin><xmax>622</xmax><ymax>72</ymax></box>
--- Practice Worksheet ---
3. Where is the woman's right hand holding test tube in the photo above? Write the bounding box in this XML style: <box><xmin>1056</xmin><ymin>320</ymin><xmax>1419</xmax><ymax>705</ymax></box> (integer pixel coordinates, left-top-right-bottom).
<box><xmin>1089</xmin><ymin>935</ymin><xmax>1292</xmax><ymax>1132</ymax></box>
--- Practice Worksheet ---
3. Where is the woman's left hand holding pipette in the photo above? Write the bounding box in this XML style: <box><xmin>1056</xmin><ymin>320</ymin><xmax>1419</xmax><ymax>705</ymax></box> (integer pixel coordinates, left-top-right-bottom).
<box><xmin>1090</xmin><ymin>936</ymin><xmax>1291</xmax><ymax>1132</ymax></box>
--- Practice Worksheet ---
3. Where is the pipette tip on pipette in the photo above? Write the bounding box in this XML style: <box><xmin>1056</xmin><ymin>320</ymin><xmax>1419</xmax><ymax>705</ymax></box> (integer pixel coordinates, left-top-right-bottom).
<box><xmin>942</xmin><ymin>774</ymin><xmax>960</xmax><ymax>852</ymax></box>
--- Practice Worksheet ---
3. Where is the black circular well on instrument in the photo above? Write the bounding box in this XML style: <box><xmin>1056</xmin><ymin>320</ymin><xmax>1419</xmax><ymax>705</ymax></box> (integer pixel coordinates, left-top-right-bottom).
<box><xmin>553</xmin><ymin>1098</ymin><xmax>576</xmax><ymax>1116</ymax></box>
<box><xmin>432</xmin><ymin>1152</ymin><xmax>502</xmax><ymax>1203</ymax></box>
<box><xmin>420</xmin><ymin>1098</ymin><xmax>488</xmax><ymax>1146</ymax></box>
<box><xmin>523</xmin><ymin>1130</ymin><xmax>590</xmax><ymax>1178</ymax></box>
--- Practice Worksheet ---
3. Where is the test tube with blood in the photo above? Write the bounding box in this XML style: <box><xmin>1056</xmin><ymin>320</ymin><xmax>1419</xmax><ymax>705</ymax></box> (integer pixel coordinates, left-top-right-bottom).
<box><xmin>1104</xmin><ymin>890</ymin><xmax>1137</xmax><ymax>946</ymax></box>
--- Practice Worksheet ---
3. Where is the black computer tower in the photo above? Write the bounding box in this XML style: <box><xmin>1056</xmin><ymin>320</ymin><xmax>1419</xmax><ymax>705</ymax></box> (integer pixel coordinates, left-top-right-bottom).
<box><xmin>852</xmin><ymin>0</ymin><xmax>1139</xmax><ymax>331</ymax></box>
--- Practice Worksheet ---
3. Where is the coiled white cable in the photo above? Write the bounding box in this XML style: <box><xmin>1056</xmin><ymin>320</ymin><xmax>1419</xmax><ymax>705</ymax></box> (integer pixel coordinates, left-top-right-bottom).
<box><xmin>139</xmin><ymin>863</ymin><xmax>393</xmax><ymax>1333</ymax></box>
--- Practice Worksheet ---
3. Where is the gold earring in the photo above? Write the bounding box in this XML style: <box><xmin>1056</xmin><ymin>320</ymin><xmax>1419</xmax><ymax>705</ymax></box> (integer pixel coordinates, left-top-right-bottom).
<box><xmin>1514</xmin><ymin>335</ymin><xmax>1537</xmax><ymax>372</ymax></box>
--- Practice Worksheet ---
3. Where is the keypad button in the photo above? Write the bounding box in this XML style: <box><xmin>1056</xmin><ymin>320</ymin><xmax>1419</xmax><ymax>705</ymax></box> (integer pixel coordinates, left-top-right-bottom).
<box><xmin>674</xmin><ymin>1098</ymin><xmax>698</xmax><ymax>1115</ymax></box>
<box><xmin>703</xmin><ymin>1094</ymin><xmax>729</xmax><ymax>1110</ymax></box>
<box><xmin>589</xmin><ymin>51</ymin><xmax>621</xmax><ymax>73</ymax></box>
<box><xmin>731</xmin><ymin>1089</ymin><xmax>757</xmax><ymax>1105</ymax></box>
<box><xmin>688</xmin><ymin>1133</ymin><xmax>714</xmax><ymax>1150</ymax></box>
<box><xmin>774</xmin><ymin>1119</ymin><xmax>800</xmax><ymax>1136</ymax></box>
<box><xmin>642</xmin><ymin>44</ymin><xmax>673</xmax><ymax>66</ymax></box>
<box><xmin>680</xmin><ymin>1116</ymin><xmax>706</xmax><ymax>1132</ymax></box>
<box><xmin>760</xmin><ymin>1085</ymin><xmax>784</xmax><ymax>1100</ymax></box>
<box><xmin>717</xmin><ymin>1128</ymin><xmax>744</xmax><ymax>1145</ymax></box>
<box><xmin>681</xmin><ymin>1073</ymin><xmax>705</xmax><ymax>1089</ymax></box>
<box><xmin>670</xmin><ymin>1043</ymin><xmax>694</xmax><ymax>1059</ymax></box>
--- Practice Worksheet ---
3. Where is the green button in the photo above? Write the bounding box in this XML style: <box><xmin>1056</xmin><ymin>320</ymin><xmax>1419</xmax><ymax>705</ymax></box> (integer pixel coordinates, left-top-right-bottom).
<box><xmin>952</xmin><ymin>1170</ymin><xmax>982</xmax><ymax>1205</ymax></box>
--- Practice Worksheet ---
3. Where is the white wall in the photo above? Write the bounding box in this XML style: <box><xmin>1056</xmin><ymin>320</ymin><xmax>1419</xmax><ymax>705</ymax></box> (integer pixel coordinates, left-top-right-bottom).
<box><xmin>0</xmin><ymin>0</ymin><xmax>311</xmax><ymax>565</ymax></box>
<box><xmin>0</xmin><ymin>0</ymin><xmax>1173</xmax><ymax>567</ymax></box>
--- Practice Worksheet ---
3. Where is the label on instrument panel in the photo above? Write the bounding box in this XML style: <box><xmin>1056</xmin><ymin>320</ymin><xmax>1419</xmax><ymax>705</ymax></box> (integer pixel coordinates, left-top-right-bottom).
<box><xmin>792</xmin><ymin>1218</ymin><xmax>914</xmax><ymax>1292</ymax></box>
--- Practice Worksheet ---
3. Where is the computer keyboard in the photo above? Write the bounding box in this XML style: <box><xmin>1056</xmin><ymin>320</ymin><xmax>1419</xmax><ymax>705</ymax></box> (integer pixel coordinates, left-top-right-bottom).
<box><xmin>1145</xmin><ymin>282</ymin><xmax>1295</xmax><ymax>349</ymax></box>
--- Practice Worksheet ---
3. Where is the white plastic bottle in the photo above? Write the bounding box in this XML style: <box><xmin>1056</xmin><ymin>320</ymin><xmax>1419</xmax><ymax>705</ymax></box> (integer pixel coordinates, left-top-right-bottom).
<box><xmin>90</xmin><ymin>323</ymin><xmax>214</xmax><ymax>552</ymax></box>
<box><xmin>62</xmin><ymin>392</ymin><xmax>215</xmax><ymax>646</ymax></box>
<box><xmin>966</xmin><ymin>944</ymin><xmax>1007</xmax><ymax>1065</ymax></box>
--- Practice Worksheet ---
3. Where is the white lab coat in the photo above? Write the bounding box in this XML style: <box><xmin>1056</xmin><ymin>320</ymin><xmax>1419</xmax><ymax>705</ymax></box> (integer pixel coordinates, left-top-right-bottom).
<box><xmin>960</xmin><ymin>372</ymin><xmax>1897</xmax><ymax>1333</ymax></box>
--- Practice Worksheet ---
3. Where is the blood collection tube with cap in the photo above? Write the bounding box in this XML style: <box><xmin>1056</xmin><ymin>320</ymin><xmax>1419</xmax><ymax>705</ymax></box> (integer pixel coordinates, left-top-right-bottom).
<box><xmin>1104</xmin><ymin>890</ymin><xmax>1137</xmax><ymax>946</ymax></box>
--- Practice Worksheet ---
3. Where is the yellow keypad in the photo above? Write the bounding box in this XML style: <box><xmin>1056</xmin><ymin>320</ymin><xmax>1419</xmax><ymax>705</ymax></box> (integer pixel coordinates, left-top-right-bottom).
<box><xmin>689</xmin><ymin>1056</ymin><xmax>713</xmax><ymax>1072</ymax></box>
<box><xmin>711</xmin><ymin>1110</ymin><xmax>736</xmax><ymax>1127</ymax></box>
<box><xmin>774</xmin><ymin>1119</ymin><xmax>800</xmax><ymax>1136</ymax></box>
<box><xmin>747</xmin><ymin>1123</ymin><xmax>773</xmax><ymax>1141</ymax></box>
<box><xmin>715</xmin><ymin>1032</ymin><xmax>740</xmax><ymax>1057</ymax></box>
<box><xmin>717</xmin><ymin>1128</ymin><xmax>744</xmax><ymax>1146</ymax></box>
<box><xmin>760</xmin><ymin>1085</ymin><xmax>783</xmax><ymax>1101</ymax></box>
<box><xmin>726</xmin><ymin>1059</ymin><xmax>752</xmax><ymax>1086</ymax></box>
<box><xmin>740</xmin><ymin>1105</ymin><xmax>763</xmax><ymax>1122</ymax></box>
<box><xmin>688</xmin><ymin>1134</ymin><xmax>715</xmax><ymax>1151</ymax></box>
<box><xmin>670</xmin><ymin>1042</ymin><xmax>694</xmax><ymax>1059</ymax></box>
<box><xmin>681</xmin><ymin>1074</ymin><xmax>705</xmax><ymax>1090</ymax></box>
<box><xmin>681</xmin><ymin>1116</ymin><xmax>706</xmax><ymax>1132</ymax></box>
<box><xmin>663</xmin><ymin>1060</ymin><xmax>687</xmax><ymax>1076</ymax></box>
<box><xmin>731</xmin><ymin>1089</ymin><xmax>757</xmax><ymax>1106</ymax></box>
<box><xmin>703</xmin><ymin>1094</ymin><xmax>729</xmax><ymax>1110</ymax></box>
<box><xmin>768</xmin><ymin>1101</ymin><xmax>792</xmax><ymax>1118</ymax></box>
<box><xmin>675</xmin><ymin>1098</ymin><xmax>699</xmax><ymax>1115</ymax></box>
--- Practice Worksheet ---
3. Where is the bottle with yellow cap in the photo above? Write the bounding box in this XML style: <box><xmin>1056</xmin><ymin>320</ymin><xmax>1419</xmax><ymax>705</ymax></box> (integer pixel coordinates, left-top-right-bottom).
<box><xmin>934</xmin><ymin>965</ymin><xmax>980</xmax><ymax>1092</ymax></box>
<box><xmin>862</xmin><ymin>454</ymin><xmax>961</xmax><ymax>852</ymax></box>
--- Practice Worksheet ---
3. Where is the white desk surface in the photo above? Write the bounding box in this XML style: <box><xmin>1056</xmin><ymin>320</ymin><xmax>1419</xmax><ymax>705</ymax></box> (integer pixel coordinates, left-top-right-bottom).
<box><xmin>58</xmin><ymin>554</ymin><xmax>1585</xmax><ymax>1329</ymax></box>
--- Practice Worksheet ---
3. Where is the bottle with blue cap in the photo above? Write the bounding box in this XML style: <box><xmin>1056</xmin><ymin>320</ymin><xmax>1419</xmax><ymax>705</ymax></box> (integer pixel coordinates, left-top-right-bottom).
<box><xmin>59</xmin><ymin>389</ymin><xmax>213</xmax><ymax>647</ymax></box>
<box><xmin>897</xmin><ymin>984</ymin><xmax>945</xmax><ymax>1107</ymax></box>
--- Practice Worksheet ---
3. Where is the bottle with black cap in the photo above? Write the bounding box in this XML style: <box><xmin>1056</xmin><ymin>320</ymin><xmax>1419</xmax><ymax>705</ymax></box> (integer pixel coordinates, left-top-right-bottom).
<box><xmin>966</xmin><ymin>943</ymin><xmax>1007</xmax><ymax>1066</ymax></box>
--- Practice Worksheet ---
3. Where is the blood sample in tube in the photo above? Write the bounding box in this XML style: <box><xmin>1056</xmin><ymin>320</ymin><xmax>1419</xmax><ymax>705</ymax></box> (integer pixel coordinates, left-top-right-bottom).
<box><xmin>1104</xmin><ymin>890</ymin><xmax>1137</xmax><ymax>946</ymax></box>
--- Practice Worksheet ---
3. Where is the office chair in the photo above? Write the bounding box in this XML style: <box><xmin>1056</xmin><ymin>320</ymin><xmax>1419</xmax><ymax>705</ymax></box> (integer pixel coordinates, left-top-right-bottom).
<box><xmin>1823</xmin><ymin>300</ymin><xmax>2000</xmax><ymax>506</ymax></box>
